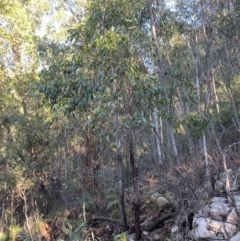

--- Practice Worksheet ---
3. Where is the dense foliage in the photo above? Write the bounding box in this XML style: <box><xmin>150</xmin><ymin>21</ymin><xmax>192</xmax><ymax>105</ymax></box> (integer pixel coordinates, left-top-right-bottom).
<box><xmin>0</xmin><ymin>0</ymin><xmax>240</xmax><ymax>240</ymax></box>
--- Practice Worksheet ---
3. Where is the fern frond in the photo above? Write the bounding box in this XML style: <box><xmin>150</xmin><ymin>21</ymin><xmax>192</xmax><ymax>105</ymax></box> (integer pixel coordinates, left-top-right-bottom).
<box><xmin>106</xmin><ymin>199</ymin><xmax>119</xmax><ymax>210</ymax></box>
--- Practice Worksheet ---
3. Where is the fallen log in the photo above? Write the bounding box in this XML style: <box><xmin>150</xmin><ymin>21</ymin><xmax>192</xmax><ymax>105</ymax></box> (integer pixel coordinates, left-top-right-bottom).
<box><xmin>91</xmin><ymin>216</ymin><xmax>122</xmax><ymax>226</ymax></box>
<box><xmin>91</xmin><ymin>210</ymin><xmax>178</xmax><ymax>232</ymax></box>
<box><xmin>141</xmin><ymin>211</ymin><xmax>179</xmax><ymax>232</ymax></box>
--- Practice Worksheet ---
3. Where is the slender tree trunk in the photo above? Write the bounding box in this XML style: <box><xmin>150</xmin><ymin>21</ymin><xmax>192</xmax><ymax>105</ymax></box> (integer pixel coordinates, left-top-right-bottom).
<box><xmin>167</xmin><ymin>121</ymin><xmax>178</xmax><ymax>160</ymax></box>
<box><xmin>212</xmin><ymin>73</ymin><xmax>220</xmax><ymax>116</ymax></box>
<box><xmin>77</xmin><ymin>136</ymin><xmax>86</xmax><ymax>222</ymax></box>
<box><xmin>224</xmin><ymin>37</ymin><xmax>233</xmax><ymax>69</ymax></box>
<box><xmin>129</xmin><ymin>129</ymin><xmax>141</xmax><ymax>240</ymax></box>
<box><xmin>1</xmin><ymin>182</ymin><xmax>7</xmax><ymax>224</ymax></box>
<box><xmin>148</xmin><ymin>0</ymin><xmax>178</xmax><ymax>161</ymax></box>
<box><xmin>19</xmin><ymin>187</ymin><xmax>33</xmax><ymax>241</ymax></box>
<box><xmin>176</xmin><ymin>88</ymin><xmax>194</xmax><ymax>155</ymax></box>
<box><xmin>153</xmin><ymin>107</ymin><xmax>163</xmax><ymax>165</ymax></box>
<box><xmin>202</xmin><ymin>133</ymin><xmax>210</xmax><ymax>183</ymax></box>
<box><xmin>186</xmin><ymin>29</ymin><xmax>210</xmax><ymax>177</ymax></box>
<box><xmin>112</xmin><ymin>74</ymin><xmax>128</xmax><ymax>231</ymax></box>
<box><xmin>233</xmin><ymin>43</ymin><xmax>240</xmax><ymax>69</ymax></box>
<box><xmin>81</xmin><ymin>171</ymin><xmax>86</xmax><ymax>223</ymax></box>
<box><xmin>211</xmin><ymin>69</ymin><xmax>225</xmax><ymax>133</ymax></box>
<box><xmin>63</xmin><ymin>126</ymin><xmax>69</xmax><ymax>181</ymax></box>
<box><xmin>165</xmin><ymin>120</ymin><xmax>171</xmax><ymax>159</ymax></box>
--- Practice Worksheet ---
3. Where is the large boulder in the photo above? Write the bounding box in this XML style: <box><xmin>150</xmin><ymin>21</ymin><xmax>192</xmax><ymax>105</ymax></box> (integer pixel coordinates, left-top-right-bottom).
<box><xmin>191</xmin><ymin>197</ymin><xmax>238</xmax><ymax>240</ymax></box>
<box><xmin>150</xmin><ymin>193</ymin><xmax>169</xmax><ymax>208</ymax></box>
<box><xmin>171</xmin><ymin>196</ymin><xmax>239</xmax><ymax>241</ymax></box>
<box><xmin>143</xmin><ymin>192</ymin><xmax>171</xmax><ymax>215</ymax></box>
<box><xmin>171</xmin><ymin>169</ymin><xmax>240</xmax><ymax>241</ymax></box>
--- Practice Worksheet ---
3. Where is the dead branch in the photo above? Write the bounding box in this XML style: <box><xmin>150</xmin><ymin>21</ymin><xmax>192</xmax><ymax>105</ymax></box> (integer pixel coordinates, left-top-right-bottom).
<box><xmin>141</xmin><ymin>211</ymin><xmax>179</xmax><ymax>232</ymax></box>
<box><xmin>91</xmin><ymin>216</ymin><xmax>123</xmax><ymax>226</ymax></box>
<box><xmin>91</xmin><ymin>210</ymin><xmax>179</xmax><ymax>233</ymax></box>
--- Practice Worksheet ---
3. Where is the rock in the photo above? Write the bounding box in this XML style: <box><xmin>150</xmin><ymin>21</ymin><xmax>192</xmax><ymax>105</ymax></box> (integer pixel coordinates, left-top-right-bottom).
<box><xmin>226</xmin><ymin>209</ymin><xmax>238</xmax><ymax>237</ymax></box>
<box><xmin>211</xmin><ymin>197</ymin><xmax>228</xmax><ymax>202</ymax></box>
<box><xmin>193</xmin><ymin>217</ymin><xmax>225</xmax><ymax>240</ymax></box>
<box><xmin>198</xmin><ymin>204</ymin><xmax>210</xmax><ymax>216</ymax></box>
<box><xmin>230</xmin><ymin>232</ymin><xmax>240</xmax><ymax>241</ymax></box>
<box><xmin>150</xmin><ymin>193</ymin><xmax>169</xmax><ymax>208</ymax></box>
<box><xmin>227</xmin><ymin>208</ymin><xmax>238</xmax><ymax>225</ymax></box>
<box><xmin>171</xmin><ymin>225</ymin><xmax>179</xmax><ymax>234</ymax></box>
<box><xmin>209</xmin><ymin>197</ymin><xmax>231</xmax><ymax>221</ymax></box>
<box><xmin>170</xmin><ymin>169</ymin><xmax>240</xmax><ymax>241</ymax></box>
<box><xmin>233</xmin><ymin>194</ymin><xmax>240</xmax><ymax>210</ymax></box>
<box><xmin>192</xmin><ymin>197</ymin><xmax>238</xmax><ymax>240</ymax></box>
<box><xmin>127</xmin><ymin>233</ymin><xmax>135</xmax><ymax>241</ymax></box>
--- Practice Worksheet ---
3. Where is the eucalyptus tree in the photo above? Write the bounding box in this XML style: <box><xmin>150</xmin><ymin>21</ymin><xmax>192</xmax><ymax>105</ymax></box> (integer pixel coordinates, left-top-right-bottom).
<box><xmin>39</xmin><ymin>0</ymin><xmax>167</xmax><ymax>237</ymax></box>
<box><xmin>0</xmin><ymin>0</ymin><xmax>88</xmax><ymax>226</ymax></box>
<box><xmin>0</xmin><ymin>0</ymin><xmax>37</xmax><ymax>165</ymax></box>
<box><xmin>0</xmin><ymin>0</ymin><xmax>51</xmax><ymax>225</ymax></box>
<box><xmin>168</xmin><ymin>0</ymin><xmax>240</xmax><ymax>193</ymax></box>
<box><xmin>37</xmin><ymin>0</ymin><xmax>240</xmax><ymax>235</ymax></box>
<box><xmin>147</xmin><ymin>0</ymin><xmax>181</xmax><ymax>163</ymax></box>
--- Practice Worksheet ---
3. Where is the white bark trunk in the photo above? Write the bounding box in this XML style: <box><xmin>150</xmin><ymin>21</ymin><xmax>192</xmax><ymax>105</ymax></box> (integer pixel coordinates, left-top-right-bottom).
<box><xmin>112</xmin><ymin>67</ymin><xmax>127</xmax><ymax>231</ymax></box>
<box><xmin>148</xmin><ymin>0</ymin><xmax>178</xmax><ymax>161</ymax></box>
<box><xmin>153</xmin><ymin>107</ymin><xmax>163</xmax><ymax>165</ymax></box>
<box><xmin>187</xmin><ymin>27</ymin><xmax>210</xmax><ymax>176</ymax></box>
<box><xmin>202</xmin><ymin>134</ymin><xmax>209</xmax><ymax>177</ymax></box>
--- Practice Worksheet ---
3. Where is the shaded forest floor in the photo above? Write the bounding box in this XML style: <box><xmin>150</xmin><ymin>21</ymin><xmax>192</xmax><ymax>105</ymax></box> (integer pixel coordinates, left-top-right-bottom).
<box><xmin>2</xmin><ymin>153</ymin><xmax>238</xmax><ymax>241</ymax></box>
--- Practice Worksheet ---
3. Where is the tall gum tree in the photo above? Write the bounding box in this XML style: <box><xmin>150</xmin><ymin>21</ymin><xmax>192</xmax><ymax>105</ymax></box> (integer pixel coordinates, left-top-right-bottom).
<box><xmin>0</xmin><ymin>0</ymin><xmax>52</xmax><ymax>225</ymax></box>
<box><xmin>147</xmin><ymin>0</ymin><xmax>179</xmax><ymax>162</ymax></box>
<box><xmin>39</xmin><ymin>0</ymin><xmax>163</xmax><ymax>238</ymax></box>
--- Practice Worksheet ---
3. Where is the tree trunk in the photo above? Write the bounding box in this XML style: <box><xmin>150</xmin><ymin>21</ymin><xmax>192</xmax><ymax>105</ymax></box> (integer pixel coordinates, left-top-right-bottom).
<box><xmin>63</xmin><ymin>126</ymin><xmax>69</xmax><ymax>181</ymax></box>
<box><xmin>113</xmin><ymin>76</ymin><xmax>128</xmax><ymax>231</ymax></box>
<box><xmin>202</xmin><ymin>133</ymin><xmax>212</xmax><ymax>194</ymax></box>
<box><xmin>176</xmin><ymin>88</ymin><xmax>194</xmax><ymax>155</ymax></box>
<box><xmin>129</xmin><ymin>129</ymin><xmax>141</xmax><ymax>240</ymax></box>
<box><xmin>211</xmin><ymin>71</ymin><xmax>225</xmax><ymax>131</ymax></box>
<box><xmin>186</xmin><ymin>28</ymin><xmax>211</xmax><ymax>178</ymax></box>
<box><xmin>148</xmin><ymin>0</ymin><xmax>178</xmax><ymax>162</ymax></box>
<box><xmin>153</xmin><ymin>107</ymin><xmax>163</xmax><ymax>165</ymax></box>
<box><xmin>77</xmin><ymin>137</ymin><xmax>86</xmax><ymax>222</ymax></box>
